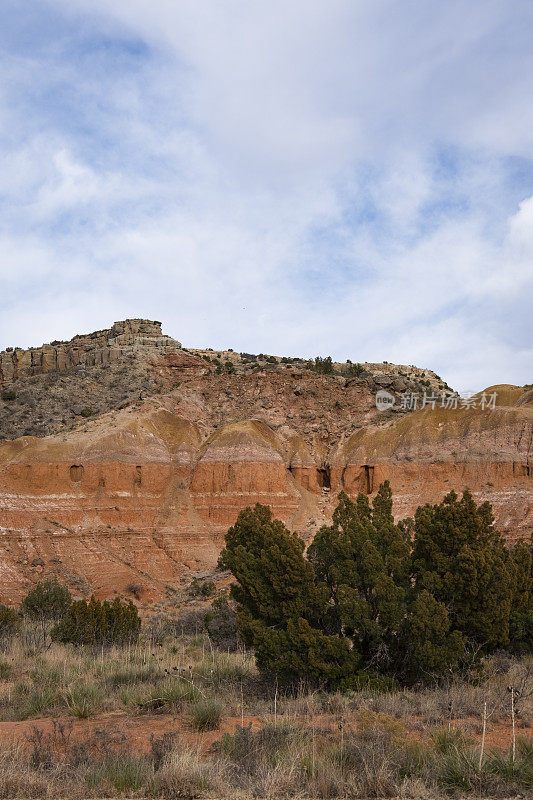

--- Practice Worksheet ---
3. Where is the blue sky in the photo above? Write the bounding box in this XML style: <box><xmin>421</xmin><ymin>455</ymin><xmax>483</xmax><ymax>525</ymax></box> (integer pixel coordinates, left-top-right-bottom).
<box><xmin>1</xmin><ymin>0</ymin><xmax>532</xmax><ymax>392</ymax></box>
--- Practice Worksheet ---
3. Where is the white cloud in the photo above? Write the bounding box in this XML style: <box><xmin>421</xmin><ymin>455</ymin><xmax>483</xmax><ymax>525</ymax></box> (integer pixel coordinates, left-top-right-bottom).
<box><xmin>0</xmin><ymin>0</ymin><xmax>532</xmax><ymax>392</ymax></box>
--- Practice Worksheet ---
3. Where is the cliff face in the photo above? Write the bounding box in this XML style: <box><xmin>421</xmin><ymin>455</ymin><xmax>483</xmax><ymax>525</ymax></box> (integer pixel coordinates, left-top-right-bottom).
<box><xmin>332</xmin><ymin>389</ymin><xmax>533</xmax><ymax>545</ymax></box>
<box><xmin>0</xmin><ymin>320</ymin><xmax>186</xmax><ymax>439</ymax></box>
<box><xmin>0</xmin><ymin>319</ymin><xmax>181</xmax><ymax>388</ymax></box>
<box><xmin>0</xmin><ymin>322</ymin><xmax>530</xmax><ymax>605</ymax></box>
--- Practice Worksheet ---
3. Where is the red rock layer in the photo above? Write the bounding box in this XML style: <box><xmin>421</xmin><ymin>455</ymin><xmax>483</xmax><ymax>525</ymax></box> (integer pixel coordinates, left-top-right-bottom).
<box><xmin>0</xmin><ymin>387</ymin><xmax>530</xmax><ymax>604</ymax></box>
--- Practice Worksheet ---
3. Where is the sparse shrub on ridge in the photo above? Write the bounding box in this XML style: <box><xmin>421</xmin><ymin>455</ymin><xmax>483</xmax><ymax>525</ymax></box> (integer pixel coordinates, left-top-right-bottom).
<box><xmin>308</xmin><ymin>355</ymin><xmax>335</xmax><ymax>374</ymax></box>
<box><xmin>345</xmin><ymin>360</ymin><xmax>365</xmax><ymax>377</ymax></box>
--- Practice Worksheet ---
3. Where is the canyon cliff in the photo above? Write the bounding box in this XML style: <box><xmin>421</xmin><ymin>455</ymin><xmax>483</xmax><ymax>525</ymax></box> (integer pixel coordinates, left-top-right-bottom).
<box><xmin>0</xmin><ymin>320</ymin><xmax>530</xmax><ymax>606</ymax></box>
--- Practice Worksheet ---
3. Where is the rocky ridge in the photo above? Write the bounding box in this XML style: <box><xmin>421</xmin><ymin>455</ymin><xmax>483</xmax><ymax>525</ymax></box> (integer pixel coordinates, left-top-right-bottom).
<box><xmin>0</xmin><ymin>319</ymin><xmax>449</xmax><ymax>440</ymax></box>
<box><xmin>0</xmin><ymin>319</ymin><xmax>181</xmax><ymax>388</ymax></box>
<box><xmin>0</xmin><ymin>320</ymin><xmax>530</xmax><ymax>607</ymax></box>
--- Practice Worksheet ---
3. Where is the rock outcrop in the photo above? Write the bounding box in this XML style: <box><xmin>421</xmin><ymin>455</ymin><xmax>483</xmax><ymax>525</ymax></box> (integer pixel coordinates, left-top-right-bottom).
<box><xmin>0</xmin><ymin>321</ymin><xmax>530</xmax><ymax>606</ymax></box>
<box><xmin>0</xmin><ymin>319</ymin><xmax>181</xmax><ymax>388</ymax></box>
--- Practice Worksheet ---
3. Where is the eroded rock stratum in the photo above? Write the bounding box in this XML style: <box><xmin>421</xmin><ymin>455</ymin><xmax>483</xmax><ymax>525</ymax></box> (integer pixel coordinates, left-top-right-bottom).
<box><xmin>0</xmin><ymin>320</ymin><xmax>531</xmax><ymax>604</ymax></box>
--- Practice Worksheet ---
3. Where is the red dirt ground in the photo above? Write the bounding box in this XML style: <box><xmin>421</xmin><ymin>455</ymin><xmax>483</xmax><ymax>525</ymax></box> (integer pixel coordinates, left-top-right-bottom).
<box><xmin>0</xmin><ymin>710</ymin><xmax>527</xmax><ymax>754</ymax></box>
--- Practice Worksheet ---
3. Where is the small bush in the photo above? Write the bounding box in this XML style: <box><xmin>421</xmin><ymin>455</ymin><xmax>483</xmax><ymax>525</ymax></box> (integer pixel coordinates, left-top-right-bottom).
<box><xmin>22</xmin><ymin>685</ymin><xmax>60</xmax><ymax>718</ymax></box>
<box><xmin>148</xmin><ymin>680</ymin><xmax>201</xmax><ymax>711</ymax></box>
<box><xmin>174</xmin><ymin>607</ymin><xmax>208</xmax><ymax>636</ymax></box>
<box><xmin>0</xmin><ymin>660</ymin><xmax>12</xmax><ymax>680</ymax></box>
<box><xmin>190</xmin><ymin>698</ymin><xmax>224</xmax><ymax>730</ymax></box>
<box><xmin>215</xmin><ymin>360</ymin><xmax>235</xmax><ymax>375</ymax></box>
<box><xmin>146</xmin><ymin>613</ymin><xmax>182</xmax><ymax>645</ymax></box>
<box><xmin>195</xmin><ymin>650</ymin><xmax>253</xmax><ymax>685</ymax></box>
<box><xmin>204</xmin><ymin>594</ymin><xmax>239</xmax><ymax>650</ymax></box>
<box><xmin>87</xmin><ymin>753</ymin><xmax>152</xmax><ymax>792</ymax></box>
<box><xmin>154</xmin><ymin>748</ymin><xmax>221</xmax><ymax>797</ymax></box>
<box><xmin>106</xmin><ymin>664</ymin><xmax>160</xmax><ymax>687</ymax></box>
<box><xmin>218</xmin><ymin>720</ymin><xmax>301</xmax><ymax>766</ymax></box>
<box><xmin>119</xmin><ymin>684</ymin><xmax>152</xmax><ymax>709</ymax></box>
<box><xmin>0</xmin><ymin>604</ymin><xmax>20</xmax><ymax>646</ymax></box>
<box><xmin>436</xmin><ymin>746</ymin><xmax>480</xmax><ymax>793</ymax></box>
<box><xmin>63</xmin><ymin>683</ymin><xmax>104</xmax><ymax>718</ymax></box>
<box><xmin>431</xmin><ymin>726</ymin><xmax>470</xmax><ymax>754</ymax></box>
<box><xmin>22</xmin><ymin>579</ymin><xmax>72</xmax><ymax>622</ymax></box>
<box><xmin>346</xmin><ymin>361</ymin><xmax>365</xmax><ymax>377</ymax></box>
<box><xmin>189</xmin><ymin>578</ymin><xmax>216</xmax><ymax>598</ymax></box>
<box><xmin>485</xmin><ymin>738</ymin><xmax>533</xmax><ymax>789</ymax></box>
<box><xmin>79</xmin><ymin>407</ymin><xmax>93</xmax><ymax>417</ymax></box>
<box><xmin>125</xmin><ymin>582</ymin><xmax>143</xmax><ymax>600</ymax></box>
<box><xmin>1</xmin><ymin>390</ymin><xmax>16</xmax><ymax>401</ymax></box>
<box><xmin>51</xmin><ymin>596</ymin><xmax>140</xmax><ymax>646</ymax></box>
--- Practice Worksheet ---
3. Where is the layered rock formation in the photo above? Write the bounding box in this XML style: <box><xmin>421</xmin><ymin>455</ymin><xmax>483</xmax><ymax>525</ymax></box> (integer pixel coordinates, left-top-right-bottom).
<box><xmin>0</xmin><ymin>321</ymin><xmax>190</xmax><ymax>439</ymax></box>
<box><xmin>331</xmin><ymin>386</ymin><xmax>533</xmax><ymax>545</ymax></box>
<box><xmin>0</xmin><ymin>321</ymin><xmax>530</xmax><ymax>605</ymax></box>
<box><xmin>0</xmin><ymin>319</ymin><xmax>181</xmax><ymax>388</ymax></box>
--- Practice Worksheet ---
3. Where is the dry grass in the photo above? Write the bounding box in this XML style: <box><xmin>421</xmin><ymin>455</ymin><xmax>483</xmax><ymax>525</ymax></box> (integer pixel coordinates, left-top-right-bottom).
<box><xmin>0</xmin><ymin>623</ymin><xmax>530</xmax><ymax>797</ymax></box>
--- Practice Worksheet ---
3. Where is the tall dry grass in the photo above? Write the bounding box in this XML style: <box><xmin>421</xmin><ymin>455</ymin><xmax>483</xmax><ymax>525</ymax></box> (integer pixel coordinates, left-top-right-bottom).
<box><xmin>0</xmin><ymin>621</ymin><xmax>530</xmax><ymax>797</ymax></box>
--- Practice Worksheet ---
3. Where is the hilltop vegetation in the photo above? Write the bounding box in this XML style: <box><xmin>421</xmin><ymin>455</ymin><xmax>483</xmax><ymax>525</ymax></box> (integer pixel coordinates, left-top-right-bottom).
<box><xmin>0</xmin><ymin>318</ymin><xmax>451</xmax><ymax>439</ymax></box>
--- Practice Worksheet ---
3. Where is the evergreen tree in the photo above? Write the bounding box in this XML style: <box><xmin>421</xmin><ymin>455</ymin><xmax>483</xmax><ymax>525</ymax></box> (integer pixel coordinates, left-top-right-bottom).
<box><xmin>21</xmin><ymin>579</ymin><xmax>72</xmax><ymax>645</ymax></box>
<box><xmin>308</xmin><ymin>484</ymin><xmax>410</xmax><ymax>674</ymax></box>
<box><xmin>219</xmin><ymin>503</ymin><xmax>356</xmax><ymax>685</ymax></box>
<box><xmin>411</xmin><ymin>490</ymin><xmax>514</xmax><ymax>650</ymax></box>
<box><xmin>508</xmin><ymin>537</ymin><xmax>533</xmax><ymax>652</ymax></box>
<box><xmin>221</xmin><ymin>486</ymin><xmax>531</xmax><ymax>688</ymax></box>
<box><xmin>399</xmin><ymin>590</ymin><xmax>465</xmax><ymax>682</ymax></box>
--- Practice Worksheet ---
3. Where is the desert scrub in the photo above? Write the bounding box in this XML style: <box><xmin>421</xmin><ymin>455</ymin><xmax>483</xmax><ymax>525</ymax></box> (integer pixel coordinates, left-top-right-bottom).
<box><xmin>86</xmin><ymin>752</ymin><xmax>153</xmax><ymax>793</ymax></box>
<box><xmin>0</xmin><ymin>660</ymin><xmax>12</xmax><ymax>680</ymax></box>
<box><xmin>190</xmin><ymin>697</ymin><xmax>224</xmax><ymax>730</ymax></box>
<box><xmin>0</xmin><ymin>678</ymin><xmax>61</xmax><ymax>720</ymax></box>
<box><xmin>22</xmin><ymin>685</ymin><xmax>61</xmax><ymax>719</ymax></box>
<box><xmin>104</xmin><ymin>663</ymin><xmax>163</xmax><ymax>688</ymax></box>
<box><xmin>118</xmin><ymin>683</ymin><xmax>155</xmax><ymax>710</ymax></box>
<box><xmin>154</xmin><ymin>748</ymin><xmax>226</xmax><ymax>797</ymax></box>
<box><xmin>63</xmin><ymin>682</ymin><xmax>105</xmax><ymax>718</ymax></box>
<box><xmin>146</xmin><ymin>679</ymin><xmax>202</xmax><ymax>712</ymax></box>
<box><xmin>194</xmin><ymin>649</ymin><xmax>255</xmax><ymax>685</ymax></box>
<box><xmin>485</xmin><ymin>737</ymin><xmax>533</xmax><ymax>789</ymax></box>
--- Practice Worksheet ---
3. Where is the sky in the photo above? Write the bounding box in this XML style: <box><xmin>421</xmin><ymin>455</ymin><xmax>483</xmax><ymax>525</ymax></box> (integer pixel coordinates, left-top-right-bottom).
<box><xmin>1</xmin><ymin>0</ymin><xmax>532</xmax><ymax>393</ymax></box>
